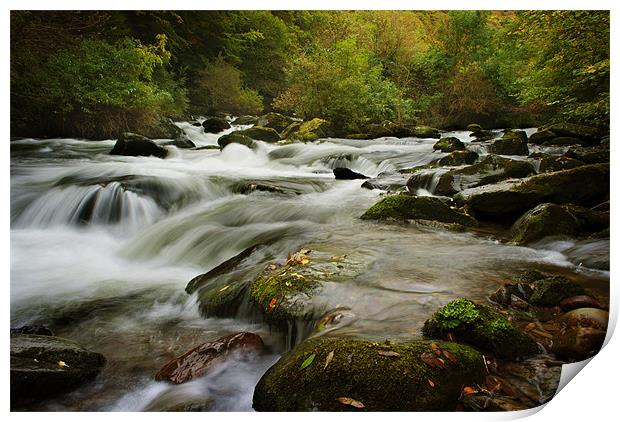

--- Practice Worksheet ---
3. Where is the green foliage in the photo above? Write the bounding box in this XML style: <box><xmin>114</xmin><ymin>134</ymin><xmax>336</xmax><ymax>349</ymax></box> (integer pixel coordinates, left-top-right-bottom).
<box><xmin>436</xmin><ymin>298</ymin><xmax>481</xmax><ymax>328</ymax></box>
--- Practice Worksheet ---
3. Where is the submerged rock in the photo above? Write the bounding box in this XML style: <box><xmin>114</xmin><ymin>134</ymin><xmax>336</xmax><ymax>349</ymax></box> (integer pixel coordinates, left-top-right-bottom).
<box><xmin>433</xmin><ymin>137</ymin><xmax>465</xmax><ymax>152</ymax></box>
<box><xmin>217</xmin><ymin>132</ymin><xmax>255</xmax><ymax>149</ymax></box>
<box><xmin>109</xmin><ymin>133</ymin><xmax>168</xmax><ymax>158</ymax></box>
<box><xmin>333</xmin><ymin>168</ymin><xmax>369</xmax><ymax>180</ymax></box>
<box><xmin>437</xmin><ymin>150</ymin><xmax>479</xmax><ymax>166</ymax></box>
<box><xmin>253</xmin><ymin>337</ymin><xmax>485</xmax><ymax>411</ymax></box>
<box><xmin>237</xmin><ymin>126</ymin><xmax>281</xmax><ymax>143</ymax></box>
<box><xmin>11</xmin><ymin>334</ymin><xmax>106</xmax><ymax>403</ymax></box>
<box><xmin>422</xmin><ymin>299</ymin><xmax>539</xmax><ymax>359</ymax></box>
<box><xmin>202</xmin><ymin>117</ymin><xmax>231</xmax><ymax>133</ymax></box>
<box><xmin>434</xmin><ymin>154</ymin><xmax>535</xmax><ymax>196</ymax></box>
<box><xmin>360</xmin><ymin>194</ymin><xmax>477</xmax><ymax>226</ymax></box>
<box><xmin>257</xmin><ymin>112</ymin><xmax>296</xmax><ymax>133</ymax></box>
<box><xmin>11</xmin><ymin>325</ymin><xmax>54</xmax><ymax>336</ymax></box>
<box><xmin>155</xmin><ymin>332</ymin><xmax>264</xmax><ymax>384</ymax></box>
<box><xmin>542</xmin><ymin>136</ymin><xmax>588</xmax><ymax>147</ymax></box>
<box><xmin>453</xmin><ymin>163</ymin><xmax>610</xmax><ymax>220</ymax></box>
<box><xmin>510</xmin><ymin>203</ymin><xmax>609</xmax><ymax>244</ymax></box>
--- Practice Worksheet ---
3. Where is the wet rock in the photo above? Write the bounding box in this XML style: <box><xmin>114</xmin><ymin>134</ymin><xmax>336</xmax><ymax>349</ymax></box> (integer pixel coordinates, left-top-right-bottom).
<box><xmin>155</xmin><ymin>332</ymin><xmax>264</xmax><ymax>384</ymax></box>
<box><xmin>560</xmin><ymin>308</ymin><xmax>608</xmax><ymax>329</ymax></box>
<box><xmin>109</xmin><ymin>133</ymin><xmax>168</xmax><ymax>158</ymax></box>
<box><xmin>202</xmin><ymin>117</ymin><xmax>231</xmax><ymax>133</ymax></box>
<box><xmin>488</xmin><ymin>132</ymin><xmax>529</xmax><ymax>155</ymax></box>
<box><xmin>422</xmin><ymin>298</ymin><xmax>539</xmax><ymax>359</ymax></box>
<box><xmin>411</xmin><ymin>125</ymin><xmax>441</xmax><ymax>139</ymax></box>
<box><xmin>195</xmin><ymin>145</ymin><xmax>221</xmax><ymax>151</ymax></box>
<box><xmin>290</xmin><ymin>118</ymin><xmax>334</xmax><ymax>142</ymax></box>
<box><xmin>559</xmin><ymin>296</ymin><xmax>605</xmax><ymax>312</ymax></box>
<box><xmin>528</xmin><ymin>129</ymin><xmax>556</xmax><ymax>144</ymax></box>
<box><xmin>360</xmin><ymin>194</ymin><xmax>477</xmax><ymax>227</ymax></box>
<box><xmin>280</xmin><ymin>122</ymin><xmax>303</xmax><ymax>139</ymax></box>
<box><xmin>11</xmin><ymin>334</ymin><xmax>106</xmax><ymax>403</ymax></box>
<box><xmin>544</xmin><ymin>123</ymin><xmax>604</xmax><ymax>146</ymax></box>
<box><xmin>257</xmin><ymin>113</ymin><xmax>296</xmax><ymax>133</ymax></box>
<box><xmin>434</xmin><ymin>155</ymin><xmax>535</xmax><ymax>196</ymax></box>
<box><xmin>237</xmin><ymin>126</ymin><xmax>281</xmax><ymax>143</ymax></box>
<box><xmin>461</xmin><ymin>394</ymin><xmax>528</xmax><ymax>411</ymax></box>
<box><xmin>249</xmin><ymin>246</ymin><xmax>368</xmax><ymax>326</ymax></box>
<box><xmin>528</xmin><ymin>277</ymin><xmax>587</xmax><ymax>307</ymax></box>
<box><xmin>361</xmin><ymin>172</ymin><xmax>409</xmax><ymax>191</ymax></box>
<box><xmin>437</xmin><ymin>150</ymin><xmax>479</xmax><ymax>166</ymax></box>
<box><xmin>542</xmin><ymin>136</ymin><xmax>589</xmax><ymax>147</ymax></box>
<box><xmin>142</xmin><ymin>118</ymin><xmax>183</xmax><ymax>140</ymax></box>
<box><xmin>552</xmin><ymin>309</ymin><xmax>608</xmax><ymax>360</ymax></box>
<box><xmin>470</xmin><ymin>129</ymin><xmax>495</xmax><ymax>142</ymax></box>
<box><xmin>11</xmin><ymin>325</ymin><xmax>54</xmax><ymax>336</ymax></box>
<box><xmin>232</xmin><ymin>182</ymin><xmax>288</xmax><ymax>195</ymax></box>
<box><xmin>333</xmin><ymin>168</ymin><xmax>369</xmax><ymax>180</ymax></box>
<box><xmin>563</xmin><ymin>238</ymin><xmax>610</xmax><ymax>270</ymax></box>
<box><xmin>363</xmin><ymin>121</ymin><xmax>413</xmax><ymax>138</ymax></box>
<box><xmin>510</xmin><ymin>203</ymin><xmax>609</xmax><ymax>244</ymax></box>
<box><xmin>433</xmin><ymin>137</ymin><xmax>465</xmax><ymax>152</ymax></box>
<box><xmin>217</xmin><ymin>132</ymin><xmax>255</xmax><ymax>149</ymax></box>
<box><xmin>165</xmin><ymin>134</ymin><xmax>195</xmax><ymax>149</ymax></box>
<box><xmin>466</xmin><ymin>123</ymin><xmax>482</xmax><ymax>132</ymax></box>
<box><xmin>253</xmin><ymin>337</ymin><xmax>485</xmax><ymax>411</ymax></box>
<box><xmin>564</xmin><ymin>146</ymin><xmax>609</xmax><ymax>164</ymax></box>
<box><xmin>529</xmin><ymin>153</ymin><xmax>585</xmax><ymax>173</ymax></box>
<box><xmin>144</xmin><ymin>388</ymin><xmax>214</xmax><ymax>411</ymax></box>
<box><xmin>453</xmin><ymin>163</ymin><xmax>610</xmax><ymax>220</ymax></box>
<box><xmin>231</xmin><ymin>115</ymin><xmax>259</xmax><ymax>126</ymax></box>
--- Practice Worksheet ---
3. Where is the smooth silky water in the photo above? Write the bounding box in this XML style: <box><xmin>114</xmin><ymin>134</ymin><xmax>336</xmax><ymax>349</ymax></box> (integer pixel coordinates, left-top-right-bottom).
<box><xmin>10</xmin><ymin>124</ymin><xmax>609</xmax><ymax>410</ymax></box>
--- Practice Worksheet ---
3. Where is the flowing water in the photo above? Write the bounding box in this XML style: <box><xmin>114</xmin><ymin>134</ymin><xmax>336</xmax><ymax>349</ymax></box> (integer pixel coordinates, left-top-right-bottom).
<box><xmin>10</xmin><ymin>122</ymin><xmax>609</xmax><ymax>411</ymax></box>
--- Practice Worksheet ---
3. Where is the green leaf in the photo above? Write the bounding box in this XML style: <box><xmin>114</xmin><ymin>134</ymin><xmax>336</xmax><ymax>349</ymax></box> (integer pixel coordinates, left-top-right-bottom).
<box><xmin>300</xmin><ymin>353</ymin><xmax>316</xmax><ymax>369</ymax></box>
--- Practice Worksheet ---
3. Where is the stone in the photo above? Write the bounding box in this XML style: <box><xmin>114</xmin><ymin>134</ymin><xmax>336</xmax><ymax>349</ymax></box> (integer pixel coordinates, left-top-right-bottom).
<box><xmin>257</xmin><ymin>113</ymin><xmax>296</xmax><ymax>133</ymax></box>
<box><xmin>333</xmin><ymin>168</ymin><xmax>370</xmax><ymax>180</ymax></box>
<box><xmin>437</xmin><ymin>150</ymin><xmax>479</xmax><ymax>166</ymax></box>
<box><xmin>433</xmin><ymin>137</ymin><xmax>465</xmax><ymax>152</ymax></box>
<box><xmin>109</xmin><ymin>133</ymin><xmax>168</xmax><ymax>158</ymax></box>
<box><xmin>202</xmin><ymin>117</ymin><xmax>231</xmax><ymax>133</ymax></box>
<box><xmin>217</xmin><ymin>132</ymin><xmax>255</xmax><ymax>149</ymax></box>
<box><xmin>237</xmin><ymin>126</ymin><xmax>281</xmax><ymax>143</ymax></box>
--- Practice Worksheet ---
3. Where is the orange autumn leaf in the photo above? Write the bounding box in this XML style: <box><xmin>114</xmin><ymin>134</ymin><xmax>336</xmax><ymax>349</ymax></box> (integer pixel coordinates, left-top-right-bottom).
<box><xmin>337</xmin><ymin>397</ymin><xmax>365</xmax><ymax>409</ymax></box>
<box><xmin>268</xmin><ymin>298</ymin><xmax>277</xmax><ymax>310</ymax></box>
<box><xmin>463</xmin><ymin>386</ymin><xmax>477</xmax><ymax>395</ymax></box>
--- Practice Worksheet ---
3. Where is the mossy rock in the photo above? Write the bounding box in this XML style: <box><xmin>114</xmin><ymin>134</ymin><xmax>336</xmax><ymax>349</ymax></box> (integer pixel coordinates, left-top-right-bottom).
<box><xmin>364</xmin><ymin>121</ymin><xmax>414</xmax><ymax>138</ymax></box>
<box><xmin>529</xmin><ymin>277</ymin><xmax>587</xmax><ymax>307</ymax></box>
<box><xmin>543</xmin><ymin>136</ymin><xmax>589</xmax><ymax>147</ymax></box>
<box><xmin>469</xmin><ymin>129</ymin><xmax>495</xmax><ymax>142</ymax></box>
<box><xmin>435</xmin><ymin>154</ymin><xmax>535</xmax><ymax>196</ymax></box>
<box><xmin>253</xmin><ymin>337</ymin><xmax>486</xmax><ymax>411</ymax></box>
<box><xmin>202</xmin><ymin>117</ymin><xmax>231</xmax><ymax>133</ymax></box>
<box><xmin>488</xmin><ymin>135</ymin><xmax>529</xmax><ymax>156</ymax></box>
<box><xmin>291</xmin><ymin>118</ymin><xmax>334</xmax><ymax>142</ymax></box>
<box><xmin>564</xmin><ymin>146</ymin><xmax>609</xmax><ymax>164</ymax></box>
<box><xmin>411</xmin><ymin>126</ymin><xmax>441</xmax><ymax>139</ymax></box>
<box><xmin>217</xmin><ymin>132</ymin><xmax>255</xmax><ymax>149</ymax></box>
<box><xmin>249</xmin><ymin>246</ymin><xmax>368</xmax><ymax>325</ymax></box>
<box><xmin>360</xmin><ymin>194</ymin><xmax>477</xmax><ymax>226</ymax></box>
<box><xmin>454</xmin><ymin>163</ymin><xmax>610</xmax><ymax>220</ymax></box>
<box><xmin>237</xmin><ymin>126</ymin><xmax>281</xmax><ymax>143</ymax></box>
<box><xmin>422</xmin><ymin>299</ymin><xmax>539</xmax><ymax>359</ymax></box>
<box><xmin>280</xmin><ymin>122</ymin><xmax>302</xmax><ymax>139</ymax></box>
<box><xmin>231</xmin><ymin>115</ymin><xmax>259</xmax><ymax>126</ymax></box>
<box><xmin>466</xmin><ymin>124</ymin><xmax>483</xmax><ymax>132</ymax></box>
<box><xmin>142</xmin><ymin>118</ymin><xmax>183</xmax><ymax>140</ymax></box>
<box><xmin>510</xmin><ymin>203</ymin><xmax>609</xmax><ymax>245</ymax></box>
<box><xmin>344</xmin><ymin>133</ymin><xmax>373</xmax><ymax>140</ymax></box>
<box><xmin>433</xmin><ymin>137</ymin><xmax>465</xmax><ymax>152</ymax></box>
<box><xmin>11</xmin><ymin>334</ymin><xmax>106</xmax><ymax>403</ymax></box>
<box><xmin>544</xmin><ymin>123</ymin><xmax>604</xmax><ymax>145</ymax></box>
<box><xmin>257</xmin><ymin>112</ymin><xmax>296</xmax><ymax>133</ymax></box>
<box><xmin>530</xmin><ymin>153</ymin><xmax>586</xmax><ymax>173</ymax></box>
<box><xmin>437</xmin><ymin>150</ymin><xmax>479</xmax><ymax>166</ymax></box>
<box><xmin>529</xmin><ymin>129</ymin><xmax>556</xmax><ymax>145</ymax></box>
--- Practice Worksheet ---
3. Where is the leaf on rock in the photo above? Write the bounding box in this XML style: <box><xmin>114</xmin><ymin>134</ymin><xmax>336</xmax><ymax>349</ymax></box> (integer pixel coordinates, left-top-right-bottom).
<box><xmin>337</xmin><ymin>397</ymin><xmax>365</xmax><ymax>409</ymax></box>
<box><xmin>300</xmin><ymin>353</ymin><xmax>316</xmax><ymax>369</ymax></box>
<box><xmin>57</xmin><ymin>361</ymin><xmax>69</xmax><ymax>368</ymax></box>
<box><xmin>442</xmin><ymin>350</ymin><xmax>459</xmax><ymax>364</ymax></box>
<box><xmin>324</xmin><ymin>351</ymin><xmax>334</xmax><ymax>369</ymax></box>
<box><xmin>267</xmin><ymin>263</ymin><xmax>279</xmax><ymax>271</ymax></box>
<box><xmin>420</xmin><ymin>352</ymin><xmax>445</xmax><ymax>369</ymax></box>
<box><xmin>331</xmin><ymin>255</ymin><xmax>347</xmax><ymax>261</ymax></box>
<box><xmin>427</xmin><ymin>379</ymin><xmax>437</xmax><ymax>388</ymax></box>
<box><xmin>431</xmin><ymin>342</ymin><xmax>442</xmax><ymax>356</ymax></box>
<box><xmin>463</xmin><ymin>386</ymin><xmax>477</xmax><ymax>395</ymax></box>
<box><xmin>219</xmin><ymin>284</ymin><xmax>231</xmax><ymax>292</ymax></box>
<box><xmin>300</xmin><ymin>258</ymin><xmax>310</xmax><ymax>265</ymax></box>
<box><xmin>378</xmin><ymin>351</ymin><xmax>400</xmax><ymax>358</ymax></box>
<box><xmin>268</xmin><ymin>298</ymin><xmax>277</xmax><ymax>310</ymax></box>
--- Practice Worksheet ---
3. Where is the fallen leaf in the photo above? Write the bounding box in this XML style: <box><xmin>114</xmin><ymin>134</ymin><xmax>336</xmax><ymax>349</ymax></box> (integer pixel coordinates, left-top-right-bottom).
<box><xmin>57</xmin><ymin>361</ymin><xmax>69</xmax><ymax>368</ymax></box>
<box><xmin>336</xmin><ymin>397</ymin><xmax>365</xmax><ymax>409</ymax></box>
<box><xmin>442</xmin><ymin>350</ymin><xmax>459</xmax><ymax>364</ymax></box>
<box><xmin>219</xmin><ymin>285</ymin><xmax>230</xmax><ymax>292</ymax></box>
<box><xmin>420</xmin><ymin>352</ymin><xmax>445</xmax><ymax>369</ymax></box>
<box><xmin>378</xmin><ymin>351</ymin><xmax>400</xmax><ymax>358</ymax></box>
<box><xmin>431</xmin><ymin>342</ymin><xmax>442</xmax><ymax>356</ymax></box>
<box><xmin>324</xmin><ymin>351</ymin><xmax>334</xmax><ymax>369</ymax></box>
<box><xmin>300</xmin><ymin>353</ymin><xmax>316</xmax><ymax>369</ymax></box>
<box><xmin>268</xmin><ymin>298</ymin><xmax>277</xmax><ymax>310</ymax></box>
<box><xmin>331</xmin><ymin>255</ymin><xmax>347</xmax><ymax>261</ymax></box>
<box><xmin>267</xmin><ymin>263</ymin><xmax>278</xmax><ymax>271</ymax></box>
<box><xmin>463</xmin><ymin>386</ymin><xmax>477</xmax><ymax>395</ymax></box>
<box><xmin>427</xmin><ymin>379</ymin><xmax>436</xmax><ymax>388</ymax></box>
<box><xmin>300</xmin><ymin>258</ymin><xmax>310</xmax><ymax>265</ymax></box>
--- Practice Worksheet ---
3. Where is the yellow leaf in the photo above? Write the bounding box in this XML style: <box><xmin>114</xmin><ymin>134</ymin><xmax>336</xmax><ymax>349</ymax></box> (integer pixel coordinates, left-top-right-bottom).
<box><xmin>336</xmin><ymin>397</ymin><xmax>365</xmax><ymax>409</ymax></box>
<box><xmin>219</xmin><ymin>285</ymin><xmax>230</xmax><ymax>292</ymax></box>
<box><xmin>57</xmin><ymin>361</ymin><xmax>69</xmax><ymax>368</ymax></box>
<box><xmin>300</xmin><ymin>258</ymin><xmax>310</xmax><ymax>265</ymax></box>
<box><xmin>324</xmin><ymin>350</ymin><xmax>334</xmax><ymax>369</ymax></box>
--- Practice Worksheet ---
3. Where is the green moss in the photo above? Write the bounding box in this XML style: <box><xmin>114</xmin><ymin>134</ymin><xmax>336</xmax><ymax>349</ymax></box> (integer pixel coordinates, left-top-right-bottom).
<box><xmin>281</xmin><ymin>122</ymin><xmax>302</xmax><ymax>139</ymax></box>
<box><xmin>466</xmin><ymin>124</ymin><xmax>482</xmax><ymax>131</ymax></box>
<box><xmin>238</xmin><ymin>126</ymin><xmax>281</xmax><ymax>143</ymax></box>
<box><xmin>253</xmin><ymin>337</ymin><xmax>485</xmax><ymax>411</ymax></box>
<box><xmin>433</xmin><ymin>137</ymin><xmax>465</xmax><ymax>152</ymax></box>
<box><xmin>423</xmin><ymin>299</ymin><xmax>539</xmax><ymax>359</ymax></box>
<box><xmin>291</xmin><ymin>118</ymin><xmax>333</xmax><ymax>142</ymax></box>
<box><xmin>412</xmin><ymin>126</ymin><xmax>441</xmax><ymax>138</ymax></box>
<box><xmin>217</xmin><ymin>132</ymin><xmax>255</xmax><ymax>149</ymax></box>
<box><xmin>360</xmin><ymin>194</ymin><xmax>477</xmax><ymax>227</ymax></box>
<box><xmin>437</xmin><ymin>150</ymin><xmax>478</xmax><ymax>166</ymax></box>
<box><xmin>529</xmin><ymin>277</ymin><xmax>587</xmax><ymax>306</ymax></box>
<box><xmin>510</xmin><ymin>203</ymin><xmax>579</xmax><ymax>245</ymax></box>
<box><xmin>258</xmin><ymin>112</ymin><xmax>295</xmax><ymax>133</ymax></box>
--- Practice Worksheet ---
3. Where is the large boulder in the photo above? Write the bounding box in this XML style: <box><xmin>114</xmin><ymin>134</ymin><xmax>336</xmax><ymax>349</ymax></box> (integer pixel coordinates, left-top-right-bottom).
<box><xmin>202</xmin><ymin>117</ymin><xmax>231</xmax><ymax>133</ymax></box>
<box><xmin>110</xmin><ymin>133</ymin><xmax>168</xmax><ymax>158</ymax></box>
<box><xmin>466</xmin><ymin>123</ymin><xmax>483</xmax><ymax>132</ymax></box>
<box><xmin>510</xmin><ymin>203</ymin><xmax>609</xmax><ymax>244</ymax></box>
<box><xmin>528</xmin><ymin>153</ymin><xmax>585</xmax><ymax>173</ymax></box>
<box><xmin>11</xmin><ymin>334</ymin><xmax>106</xmax><ymax>403</ymax></box>
<box><xmin>253</xmin><ymin>337</ymin><xmax>485</xmax><ymax>411</ymax></box>
<box><xmin>217</xmin><ymin>132</ymin><xmax>255</xmax><ymax>149</ymax></box>
<box><xmin>411</xmin><ymin>126</ymin><xmax>441</xmax><ymax>139</ymax></box>
<box><xmin>142</xmin><ymin>118</ymin><xmax>183</xmax><ymax>140</ymax></box>
<box><xmin>290</xmin><ymin>118</ymin><xmax>334</xmax><ymax>142</ymax></box>
<box><xmin>469</xmin><ymin>129</ymin><xmax>495</xmax><ymax>142</ymax></box>
<box><xmin>155</xmin><ymin>332</ymin><xmax>264</xmax><ymax>384</ymax></box>
<box><xmin>433</xmin><ymin>137</ymin><xmax>465</xmax><ymax>152</ymax></box>
<box><xmin>360</xmin><ymin>194</ymin><xmax>477</xmax><ymax>226</ymax></box>
<box><xmin>544</xmin><ymin>123</ymin><xmax>604</xmax><ymax>145</ymax></box>
<box><xmin>551</xmin><ymin>308</ymin><xmax>608</xmax><ymax>360</ymax></box>
<box><xmin>237</xmin><ymin>126</ymin><xmax>281</xmax><ymax>143</ymax></box>
<box><xmin>433</xmin><ymin>155</ymin><xmax>535</xmax><ymax>196</ymax></box>
<box><xmin>528</xmin><ymin>129</ymin><xmax>556</xmax><ymax>145</ymax></box>
<box><xmin>231</xmin><ymin>115</ymin><xmax>259</xmax><ymax>126</ymax></box>
<box><xmin>422</xmin><ymin>299</ymin><xmax>539</xmax><ymax>359</ymax></box>
<box><xmin>453</xmin><ymin>163</ymin><xmax>609</xmax><ymax>220</ymax></box>
<box><xmin>488</xmin><ymin>132</ymin><xmax>529</xmax><ymax>155</ymax></box>
<box><xmin>257</xmin><ymin>113</ymin><xmax>296</xmax><ymax>133</ymax></box>
<box><xmin>333</xmin><ymin>168</ymin><xmax>369</xmax><ymax>180</ymax></box>
<box><xmin>564</xmin><ymin>146</ymin><xmax>609</xmax><ymax>164</ymax></box>
<box><xmin>164</xmin><ymin>133</ymin><xmax>196</xmax><ymax>149</ymax></box>
<box><xmin>281</xmin><ymin>122</ymin><xmax>303</xmax><ymax>139</ymax></box>
<box><xmin>364</xmin><ymin>121</ymin><xmax>414</xmax><ymax>138</ymax></box>
<box><xmin>437</xmin><ymin>150</ymin><xmax>479</xmax><ymax>166</ymax></box>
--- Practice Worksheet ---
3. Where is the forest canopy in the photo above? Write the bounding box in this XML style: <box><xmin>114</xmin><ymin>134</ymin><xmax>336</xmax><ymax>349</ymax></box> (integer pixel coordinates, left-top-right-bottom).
<box><xmin>10</xmin><ymin>10</ymin><xmax>610</xmax><ymax>139</ymax></box>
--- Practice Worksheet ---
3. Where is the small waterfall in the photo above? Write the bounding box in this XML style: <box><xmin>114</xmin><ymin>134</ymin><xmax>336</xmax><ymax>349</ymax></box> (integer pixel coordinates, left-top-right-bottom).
<box><xmin>406</xmin><ymin>168</ymin><xmax>449</xmax><ymax>195</ymax></box>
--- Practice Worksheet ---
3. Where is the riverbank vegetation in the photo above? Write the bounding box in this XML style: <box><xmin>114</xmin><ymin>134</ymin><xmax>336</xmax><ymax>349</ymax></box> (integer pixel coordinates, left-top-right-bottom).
<box><xmin>10</xmin><ymin>10</ymin><xmax>609</xmax><ymax>139</ymax></box>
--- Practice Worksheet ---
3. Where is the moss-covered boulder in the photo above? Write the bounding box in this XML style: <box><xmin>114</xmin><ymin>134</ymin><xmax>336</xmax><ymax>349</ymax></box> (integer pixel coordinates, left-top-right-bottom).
<box><xmin>280</xmin><ymin>122</ymin><xmax>302</xmax><ymax>139</ymax></box>
<box><xmin>237</xmin><ymin>126</ymin><xmax>281</xmax><ymax>143</ymax></box>
<box><xmin>110</xmin><ymin>133</ymin><xmax>168</xmax><ymax>158</ymax></box>
<box><xmin>411</xmin><ymin>126</ymin><xmax>441</xmax><ymax>139</ymax></box>
<box><xmin>564</xmin><ymin>146</ymin><xmax>609</xmax><ymax>164</ymax></box>
<box><xmin>360</xmin><ymin>194</ymin><xmax>477</xmax><ymax>227</ymax></box>
<box><xmin>422</xmin><ymin>299</ymin><xmax>539</xmax><ymax>359</ymax></box>
<box><xmin>543</xmin><ymin>136</ymin><xmax>589</xmax><ymax>147</ymax></box>
<box><xmin>510</xmin><ymin>203</ymin><xmax>609</xmax><ymax>244</ymax></box>
<box><xmin>453</xmin><ymin>163</ymin><xmax>610</xmax><ymax>220</ymax></box>
<box><xmin>528</xmin><ymin>277</ymin><xmax>587</xmax><ymax>307</ymax></box>
<box><xmin>434</xmin><ymin>155</ymin><xmax>535</xmax><ymax>196</ymax></box>
<box><xmin>529</xmin><ymin>153</ymin><xmax>585</xmax><ymax>173</ymax></box>
<box><xmin>249</xmin><ymin>246</ymin><xmax>368</xmax><ymax>326</ymax></box>
<box><xmin>469</xmin><ymin>129</ymin><xmax>495</xmax><ymax>142</ymax></box>
<box><xmin>217</xmin><ymin>132</ymin><xmax>255</xmax><ymax>149</ymax></box>
<box><xmin>544</xmin><ymin>123</ymin><xmax>604</xmax><ymax>145</ymax></box>
<box><xmin>291</xmin><ymin>118</ymin><xmax>334</xmax><ymax>142</ymax></box>
<box><xmin>253</xmin><ymin>337</ymin><xmax>486</xmax><ymax>411</ymax></box>
<box><xmin>528</xmin><ymin>129</ymin><xmax>556</xmax><ymax>144</ymax></box>
<box><xmin>433</xmin><ymin>137</ymin><xmax>465</xmax><ymax>152</ymax></box>
<box><xmin>143</xmin><ymin>118</ymin><xmax>183</xmax><ymax>140</ymax></box>
<box><xmin>437</xmin><ymin>150</ymin><xmax>479</xmax><ymax>166</ymax></box>
<box><xmin>202</xmin><ymin>117</ymin><xmax>231</xmax><ymax>133</ymax></box>
<box><xmin>466</xmin><ymin>123</ymin><xmax>482</xmax><ymax>132</ymax></box>
<box><xmin>231</xmin><ymin>115</ymin><xmax>259</xmax><ymax>125</ymax></box>
<box><xmin>257</xmin><ymin>112</ymin><xmax>296</xmax><ymax>133</ymax></box>
<box><xmin>11</xmin><ymin>334</ymin><xmax>106</xmax><ymax>403</ymax></box>
<box><xmin>488</xmin><ymin>132</ymin><xmax>529</xmax><ymax>155</ymax></box>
